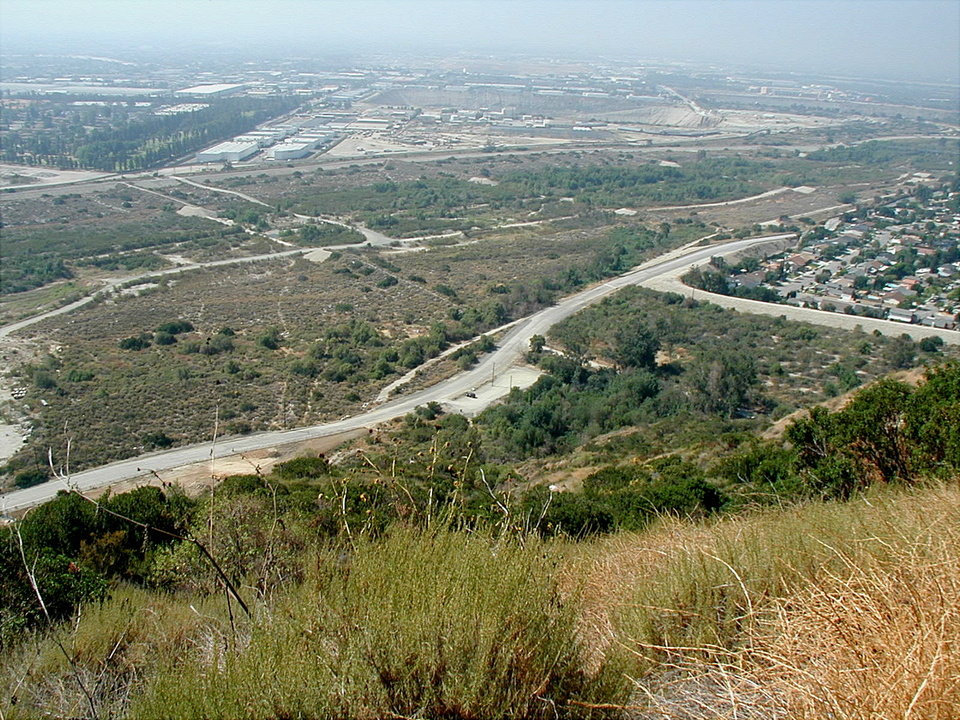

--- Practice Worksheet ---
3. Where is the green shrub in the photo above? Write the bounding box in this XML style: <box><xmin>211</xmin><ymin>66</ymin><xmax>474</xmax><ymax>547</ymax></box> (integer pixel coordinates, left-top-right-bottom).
<box><xmin>134</xmin><ymin>528</ymin><xmax>622</xmax><ymax>719</ymax></box>
<box><xmin>142</xmin><ymin>431</ymin><xmax>174</xmax><ymax>450</ymax></box>
<box><xmin>219</xmin><ymin>474</ymin><xmax>268</xmax><ymax>496</ymax></box>
<box><xmin>119</xmin><ymin>335</ymin><xmax>152</xmax><ymax>351</ymax></box>
<box><xmin>13</xmin><ymin>469</ymin><xmax>48</xmax><ymax>489</ymax></box>
<box><xmin>32</xmin><ymin>370</ymin><xmax>58</xmax><ymax>389</ymax></box>
<box><xmin>258</xmin><ymin>327</ymin><xmax>282</xmax><ymax>350</ymax></box>
<box><xmin>156</xmin><ymin>320</ymin><xmax>194</xmax><ymax>335</ymax></box>
<box><xmin>274</xmin><ymin>456</ymin><xmax>329</xmax><ymax>480</ymax></box>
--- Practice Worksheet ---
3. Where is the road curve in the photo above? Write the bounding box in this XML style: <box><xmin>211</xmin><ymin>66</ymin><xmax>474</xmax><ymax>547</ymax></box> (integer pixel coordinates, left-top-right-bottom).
<box><xmin>1</xmin><ymin>233</ymin><xmax>789</xmax><ymax>512</ymax></box>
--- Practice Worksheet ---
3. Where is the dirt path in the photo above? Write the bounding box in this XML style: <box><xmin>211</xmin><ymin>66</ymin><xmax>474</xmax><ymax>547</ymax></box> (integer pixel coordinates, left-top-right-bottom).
<box><xmin>86</xmin><ymin>429</ymin><xmax>367</xmax><ymax>500</ymax></box>
<box><xmin>170</xmin><ymin>175</ymin><xmax>272</xmax><ymax>207</ymax></box>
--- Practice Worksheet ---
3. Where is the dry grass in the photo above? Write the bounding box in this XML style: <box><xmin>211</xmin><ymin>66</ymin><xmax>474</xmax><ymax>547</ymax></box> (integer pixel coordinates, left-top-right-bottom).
<box><xmin>2</xmin><ymin>585</ymin><xmax>226</xmax><ymax>719</ymax></box>
<box><xmin>756</xmin><ymin>518</ymin><xmax>960</xmax><ymax>718</ymax></box>
<box><xmin>5</xmin><ymin>485</ymin><xmax>958</xmax><ymax>719</ymax></box>
<box><xmin>131</xmin><ymin>526</ymin><xmax>623</xmax><ymax>720</ymax></box>
<box><xmin>565</xmin><ymin>483</ymin><xmax>960</xmax><ymax>719</ymax></box>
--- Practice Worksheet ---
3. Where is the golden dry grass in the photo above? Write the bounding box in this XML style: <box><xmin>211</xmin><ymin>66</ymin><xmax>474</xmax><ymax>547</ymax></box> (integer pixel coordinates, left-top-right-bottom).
<box><xmin>5</xmin><ymin>484</ymin><xmax>958</xmax><ymax>719</ymax></box>
<box><xmin>567</xmin><ymin>483</ymin><xmax>960</xmax><ymax>719</ymax></box>
<box><xmin>756</xmin><ymin>521</ymin><xmax>960</xmax><ymax>718</ymax></box>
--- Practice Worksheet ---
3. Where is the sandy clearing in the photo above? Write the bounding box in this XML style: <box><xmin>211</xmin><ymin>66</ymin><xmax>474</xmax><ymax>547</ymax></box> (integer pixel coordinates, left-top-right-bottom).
<box><xmin>0</xmin><ymin>425</ymin><xmax>27</xmax><ymax>464</ymax></box>
<box><xmin>85</xmin><ymin>429</ymin><xmax>367</xmax><ymax>500</ymax></box>
<box><xmin>303</xmin><ymin>249</ymin><xmax>332</xmax><ymax>263</ymax></box>
<box><xmin>0</xmin><ymin>163</ymin><xmax>112</xmax><ymax>190</ymax></box>
<box><xmin>442</xmin><ymin>365</ymin><xmax>542</xmax><ymax>417</ymax></box>
<box><xmin>176</xmin><ymin>204</ymin><xmax>219</xmax><ymax>220</ymax></box>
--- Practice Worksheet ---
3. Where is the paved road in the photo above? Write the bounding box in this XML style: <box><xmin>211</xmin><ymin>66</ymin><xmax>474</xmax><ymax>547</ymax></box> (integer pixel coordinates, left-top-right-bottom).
<box><xmin>0</xmin><ymin>233</ymin><xmax>792</xmax><ymax>512</ymax></box>
<box><xmin>170</xmin><ymin>175</ymin><xmax>272</xmax><ymax>208</ymax></box>
<box><xmin>643</xmin><ymin>257</ymin><xmax>960</xmax><ymax>346</ymax></box>
<box><xmin>6</xmin><ymin>225</ymin><xmax>958</xmax><ymax>513</ymax></box>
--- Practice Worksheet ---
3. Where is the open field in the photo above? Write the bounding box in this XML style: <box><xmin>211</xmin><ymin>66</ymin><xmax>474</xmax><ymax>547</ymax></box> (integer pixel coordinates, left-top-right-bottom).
<box><xmin>2</xmin><ymin>132</ymin><xmax>957</xmax><ymax>483</ymax></box>
<box><xmin>0</xmin><ymin>183</ymin><xmax>286</xmax><ymax>300</ymax></box>
<box><xmin>0</xmin><ymin>219</ymin><xmax>696</xmax><ymax>474</ymax></box>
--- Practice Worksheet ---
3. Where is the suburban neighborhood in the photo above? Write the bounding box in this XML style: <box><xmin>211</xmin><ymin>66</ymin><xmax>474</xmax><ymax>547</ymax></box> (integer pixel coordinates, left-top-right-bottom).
<box><xmin>713</xmin><ymin>179</ymin><xmax>960</xmax><ymax>329</ymax></box>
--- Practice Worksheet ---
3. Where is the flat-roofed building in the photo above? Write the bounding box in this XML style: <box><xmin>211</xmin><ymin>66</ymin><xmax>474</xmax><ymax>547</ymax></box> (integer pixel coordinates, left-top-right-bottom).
<box><xmin>272</xmin><ymin>142</ymin><xmax>312</xmax><ymax>160</ymax></box>
<box><xmin>177</xmin><ymin>83</ymin><xmax>247</xmax><ymax>97</ymax></box>
<box><xmin>196</xmin><ymin>141</ymin><xmax>259</xmax><ymax>163</ymax></box>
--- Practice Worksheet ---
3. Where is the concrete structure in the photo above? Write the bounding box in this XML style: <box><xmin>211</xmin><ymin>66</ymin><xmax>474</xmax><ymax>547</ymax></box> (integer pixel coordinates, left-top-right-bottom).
<box><xmin>295</xmin><ymin>132</ymin><xmax>337</xmax><ymax>149</ymax></box>
<box><xmin>235</xmin><ymin>135</ymin><xmax>273</xmax><ymax>148</ymax></box>
<box><xmin>272</xmin><ymin>142</ymin><xmax>312</xmax><ymax>160</ymax></box>
<box><xmin>195</xmin><ymin>141</ymin><xmax>259</xmax><ymax>163</ymax></box>
<box><xmin>245</xmin><ymin>129</ymin><xmax>286</xmax><ymax>144</ymax></box>
<box><xmin>268</xmin><ymin>125</ymin><xmax>298</xmax><ymax>139</ymax></box>
<box><xmin>176</xmin><ymin>83</ymin><xmax>246</xmax><ymax>97</ymax></box>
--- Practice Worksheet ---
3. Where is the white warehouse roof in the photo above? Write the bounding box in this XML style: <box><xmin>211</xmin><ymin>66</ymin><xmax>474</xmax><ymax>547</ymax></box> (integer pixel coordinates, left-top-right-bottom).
<box><xmin>206</xmin><ymin>141</ymin><xmax>258</xmax><ymax>153</ymax></box>
<box><xmin>177</xmin><ymin>83</ymin><xmax>247</xmax><ymax>95</ymax></box>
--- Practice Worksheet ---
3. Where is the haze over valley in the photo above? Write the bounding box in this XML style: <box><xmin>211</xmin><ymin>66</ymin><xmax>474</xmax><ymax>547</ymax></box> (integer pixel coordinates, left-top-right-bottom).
<box><xmin>1</xmin><ymin>2</ymin><xmax>959</xmax><ymax>718</ymax></box>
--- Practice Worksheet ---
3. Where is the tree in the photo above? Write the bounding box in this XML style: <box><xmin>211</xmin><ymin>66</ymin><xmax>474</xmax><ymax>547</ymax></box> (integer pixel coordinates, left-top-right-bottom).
<box><xmin>787</xmin><ymin>378</ymin><xmax>917</xmax><ymax>495</ymax></box>
<box><xmin>905</xmin><ymin>362</ymin><xmax>960</xmax><ymax>472</ymax></box>
<box><xmin>611</xmin><ymin>324</ymin><xmax>660</xmax><ymax>370</ymax></box>
<box><xmin>786</xmin><ymin>407</ymin><xmax>862</xmax><ymax>499</ymax></box>
<box><xmin>886</xmin><ymin>334</ymin><xmax>916</xmax><ymax>369</ymax></box>
<box><xmin>19</xmin><ymin>492</ymin><xmax>97</xmax><ymax>557</ymax></box>
<box><xmin>919</xmin><ymin>336</ymin><xmax>943</xmax><ymax>353</ymax></box>
<box><xmin>838</xmin><ymin>379</ymin><xmax>913</xmax><ymax>483</ymax></box>
<box><xmin>686</xmin><ymin>350</ymin><xmax>759</xmax><ymax>416</ymax></box>
<box><xmin>682</xmin><ymin>267</ymin><xmax>730</xmax><ymax>294</ymax></box>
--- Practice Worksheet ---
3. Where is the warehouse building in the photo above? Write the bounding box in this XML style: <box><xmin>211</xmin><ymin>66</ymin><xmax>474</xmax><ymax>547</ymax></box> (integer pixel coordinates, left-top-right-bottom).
<box><xmin>291</xmin><ymin>132</ymin><xmax>337</xmax><ymax>149</ymax></box>
<box><xmin>272</xmin><ymin>141</ymin><xmax>312</xmax><ymax>160</ymax></box>
<box><xmin>234</xmin><ymin>135</ymin><xmax>273</xmax><ymax>148</ymax></box>
<box><xmin>196</xmin><ymin>141</ymin><xmax>259</xmax><ymax>163</ymax></box>
<box><xmin>176</xmin><ymin>83</ymin><xmax>247</xmax><ymax>97</ymax></box>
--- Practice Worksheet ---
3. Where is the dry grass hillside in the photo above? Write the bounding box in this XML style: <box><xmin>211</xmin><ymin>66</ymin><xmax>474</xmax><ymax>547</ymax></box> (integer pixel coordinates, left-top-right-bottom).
<box><xmin>5</xmin><ymin>482</ymin><xmax>957</xmax><ymax>719</ymax></box>
<box><xmin>572</xmin><ymin>482</ymin><xmax>960</xmax><ymax>719</ymax></box>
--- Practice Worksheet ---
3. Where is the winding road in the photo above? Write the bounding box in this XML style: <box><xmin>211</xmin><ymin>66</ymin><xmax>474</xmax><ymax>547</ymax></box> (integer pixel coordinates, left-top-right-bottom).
<box><xmin>1</xmin><ymin>233</ymin><xmax>792</xmax><ymax>512</ymax></box>
<box><xmin>3</xmin><ymin>228</ymin><xmax>958</xmax><ymax>513</ymax></box>
<box><xmin>4</xmin><ymin>138</ymin><xmax>958</xmax><ymax>511</ymax></box>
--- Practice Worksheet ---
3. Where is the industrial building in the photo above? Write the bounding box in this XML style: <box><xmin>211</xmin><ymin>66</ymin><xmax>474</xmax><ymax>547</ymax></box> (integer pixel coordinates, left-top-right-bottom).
<box><xmin>272</xmin><ymin>141</ymin><xmax>312</xmax><ymax>160</ymax></box>
<box><xmin>293</xmin><ymin>132</ymin><xmax>338</xmax><ymax>149</ymax></box>
<box><xmin>176</xmin><ymin>83</ymin><xmax>247</xmax><ymax>97</ymax></box>
<box><xmin>195</xmin><ymin>141</ymin><xmax>259</xmax><ymax>163</ymax></box>
<box><xmin>234</xmin><ymin>135</ymin><xmax>273</xmax><ymax>148</ymax></box>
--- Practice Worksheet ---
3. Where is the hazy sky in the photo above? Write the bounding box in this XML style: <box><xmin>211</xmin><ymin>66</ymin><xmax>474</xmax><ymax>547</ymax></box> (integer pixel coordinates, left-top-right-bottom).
<box><xmin>2</xmin><ymin>0</ymin><xmax>958</xmax><ymax>81</ymax></box>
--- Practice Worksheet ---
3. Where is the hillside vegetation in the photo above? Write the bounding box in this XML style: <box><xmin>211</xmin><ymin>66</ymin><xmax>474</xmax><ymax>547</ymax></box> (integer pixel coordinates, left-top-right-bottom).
<box><xmin>2</xmin><ymin>364</ymin><xmax>959</xmax><ymax>718</ymax></box>
<box><xmin>2</xmin><ymin>484</ymin><xmax>957</xmax><ymax>718</ymax></box>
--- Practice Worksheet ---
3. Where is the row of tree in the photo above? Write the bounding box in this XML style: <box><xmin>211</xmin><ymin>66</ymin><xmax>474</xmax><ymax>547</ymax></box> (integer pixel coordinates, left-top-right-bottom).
<box><xmin>2</xmin><ymin>96</ymin><xmax>299</xmax><ymax>171</ymax></box>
